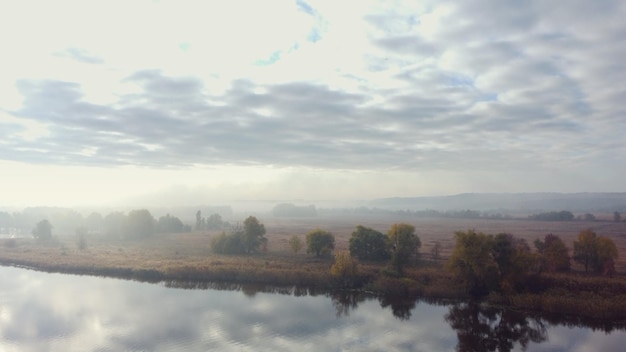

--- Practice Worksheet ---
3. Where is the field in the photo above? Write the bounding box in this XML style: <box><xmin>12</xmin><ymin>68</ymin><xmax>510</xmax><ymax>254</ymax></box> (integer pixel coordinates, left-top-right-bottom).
<box><xmin>2</xmin><ymin>214</ymin><xmax>626</xmax><ymax>274</ymax></box>
<box><xmin>262</xmin><ymin>214</ymin><xmax>626</xmax><ymax>271</ymax></box>
<box><xmin>2</xmin><ymin>214</ymin><xmax>626</xmax><ymax>321</ymax></box>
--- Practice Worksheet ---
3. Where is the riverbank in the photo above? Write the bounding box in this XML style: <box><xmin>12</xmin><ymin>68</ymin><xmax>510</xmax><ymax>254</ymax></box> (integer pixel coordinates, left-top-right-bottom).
<box><xmin>1</xmin><ymin>233</ymin><xmax>626</xmax><ymax>323</ymax></box>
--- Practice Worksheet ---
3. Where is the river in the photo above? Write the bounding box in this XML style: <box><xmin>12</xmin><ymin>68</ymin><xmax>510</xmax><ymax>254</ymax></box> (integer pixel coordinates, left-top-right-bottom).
<box><xmin>0</xmin><ymin>266</ymin><xmax>624</xmax><ymax>351</ymax></box>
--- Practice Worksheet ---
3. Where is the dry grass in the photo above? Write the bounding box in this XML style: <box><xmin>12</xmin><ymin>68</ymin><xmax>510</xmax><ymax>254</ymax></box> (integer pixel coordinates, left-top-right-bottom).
<box><xmin>261</xmin><ymin>214</ymin><xmax>626</xmax><ymax>271</ymax></box>
<box><xmin>1</xmin><ymin>214</ymin><xmax>626</xmax><ymax>320</ymax></box>
<box><xmin>2</xmin><ymin>214</ymin><xmax>625</xmax><ymax>277</ymax></box>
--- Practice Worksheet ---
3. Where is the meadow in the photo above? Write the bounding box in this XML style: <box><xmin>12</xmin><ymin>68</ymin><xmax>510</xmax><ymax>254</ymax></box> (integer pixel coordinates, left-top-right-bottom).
<box><xmin>1</xmin><ymin>214</ymin><xmax>626</xmax><ymax>321</ymax></box>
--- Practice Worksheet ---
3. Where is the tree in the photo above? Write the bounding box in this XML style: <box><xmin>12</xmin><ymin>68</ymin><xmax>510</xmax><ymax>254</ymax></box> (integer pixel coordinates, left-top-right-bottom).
<box><xmin>76</xmin><ymin>227</ymin><xmax>87</xmax><ymax>250</ymax></box>
<box><xmin>529</xmin><ymin>211</ymin><xmax>574</xmax><ymax>221</ymax></box>
<box><xmin>288</xmin><ymin>235</ymin><xmax>303</xmax><ymax>254</ymax></box>
<box><xmin>242</xmin><ymin>216</ymin><xmax>267</xmax><ymax>253</ymax></box>
<box><xmin>330</xmin><ymin>251</ymin><xmax>359</xmax><ymax>287</ymax></box>
<box><xmin>491</xmin><ymin>233</ymin><xmax>536</xmax><ymax>292</ymax></box>
<box><xmin>348</xmin><ymin>225</ymin><xmax>390</xmax><ymax>261</ymax></box>
<box><xmin>195</xmin><ymin>210</ymin><xmax>202</xmax><ymax>231</ymax></box>
<box><xmin>126</xmin><ymin>209</ymin><xmax>155</xmax><ymax>238</ymax></box>
<box><xmin>534</xmin><ymin>234</ymin><xmax>570</xmax><ymax>272</ymax></box>
<box><xmin>572</xmin><ymin>229</ymin><xmax>619</xmax><ymax>274</ymax></box>
<box><xmin>387</xmin><ymin>223</ymin><xmax>421</xmax><ymax>275</ymax></box>
<box><xmin>446</xmin><ymin>230</ymin><xmax>499</xmax><ymax>296</ymax></box>
<box><xmin>104</xmin><ymin>211</ymin><xmax>127</xmax><ymax>237</ymax></box>
<box><xmin>32</xmin><ymin>219</ymin><xmax>52</xmax><ymax>241</ymax></box>
<box><xmin>584</xmin><ymin>213</ymin><xmax>596</xmax><ymax>221</ymax></box>
<box><xmin>431</xmin><ymin>241</ymin><xmax>442</xmax><ymax>261</ymax></box>
<box><xmin>306</xmin><ymin>229</ymin><xmax>335</xmax><ymax>257</ymax></box>
<box><xmin>85</xmin><ymin>212</ymin><xmax>104</xmax><ymax>234</ymax></box>
<box><xmin>0</xmin><ymin>211</ymin><xmax>13</xmax><ymax>231</ymax></box>
<box><xmin>156</xmin><ymin>214</ymin><xmax>184</xmax><ymax>233</ymax></box>
<box><xmin>596</xmin><ymin>236</ymin><xmax>618</xmax><ymax>275</ymax></box>
<box><xmin>573</xmin><ymin>229</ymin><xmax>598</xmax><ymax>273</ymax></box>
<box><xmin>211</xmin><ymin>230</ymin><xmax>245</xmax><ymax>254</ymax></box>
<box><xmin>206</xmin><ymin>213</ymin><xmax>224</xmax><ymax>230</ymax></box>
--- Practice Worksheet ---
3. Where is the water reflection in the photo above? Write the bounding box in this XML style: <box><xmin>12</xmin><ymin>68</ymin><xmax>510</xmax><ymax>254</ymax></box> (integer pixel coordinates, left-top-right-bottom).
<box><xmin>445</xmin><ymin>302</ymin><xmax>547</xmax><ymax>352</ymax></box>
<box><xmin>0</xmin><ymin>267</ymin><xmax>625</xmax><ymax>352</ymax></box>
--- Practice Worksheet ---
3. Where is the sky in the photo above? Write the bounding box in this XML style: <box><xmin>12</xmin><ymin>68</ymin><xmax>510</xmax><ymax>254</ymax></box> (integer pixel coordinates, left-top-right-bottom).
<box><xmin>1</xmin><ymin>0</ymin><xmax>625</xmax><ymax>207</ymax></box>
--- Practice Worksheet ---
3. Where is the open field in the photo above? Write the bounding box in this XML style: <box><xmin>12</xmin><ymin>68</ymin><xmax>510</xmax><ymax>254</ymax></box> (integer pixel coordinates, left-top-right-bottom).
<box><xmin>2</xmin><ymin>214</ymin><xmax>626</xmax><ymax>274</ymax></box>
<box><xmin>1</xmin><ymin>214</ymin><xmax>626</xmax><ymax>322</ymax></box>
<box><xmin>261</xmin><ymin>214</ymin><xmax>626</xmax><ymax>271</ymax></box>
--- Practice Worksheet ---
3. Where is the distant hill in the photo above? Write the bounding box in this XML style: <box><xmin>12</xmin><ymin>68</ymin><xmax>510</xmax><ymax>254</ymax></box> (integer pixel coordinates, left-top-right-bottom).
<box><xmin>370</xmin><ymin>193</ymin><xmax>626</xmax><ymax>213</ymax></box>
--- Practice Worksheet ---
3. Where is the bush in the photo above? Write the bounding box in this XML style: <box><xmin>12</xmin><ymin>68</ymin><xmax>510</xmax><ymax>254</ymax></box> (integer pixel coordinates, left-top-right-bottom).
<box><xmin>331</xmin><ymin>251</ymin><xmax>359</xmax><ymax>278</ymax></box>
<box><xmin>306</xmin><ymin>229</ymin><xmax>335</xmax><ymax>257</ymax></box>
<box><xmin>210</xmin><ymin>231</ymin><xmax>245</xmax><ymax>254</ymax></box>
<box><xmin>349</xmin><ymin>225</ymin><xmax>390</xmax><ymax>261</ymax></box>
<box><xmin>288</xmin><ymin>235</ymin><xmax>303</xmax><ymax>254</ymax></box>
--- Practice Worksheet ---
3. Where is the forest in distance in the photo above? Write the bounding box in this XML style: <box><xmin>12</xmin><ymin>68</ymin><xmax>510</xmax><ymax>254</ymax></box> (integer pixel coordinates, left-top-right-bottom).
<box><xmin>1</xmin><ymin>197</ymin><xmax>626</xmax><ymax>323</ymax></box>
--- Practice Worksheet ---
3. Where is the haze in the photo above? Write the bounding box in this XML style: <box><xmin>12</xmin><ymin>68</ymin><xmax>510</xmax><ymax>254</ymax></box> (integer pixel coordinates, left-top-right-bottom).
<box><xmin>2</xmin><ymin>0</ymin><xmax>625</xmax><ymax>208</ymax></box>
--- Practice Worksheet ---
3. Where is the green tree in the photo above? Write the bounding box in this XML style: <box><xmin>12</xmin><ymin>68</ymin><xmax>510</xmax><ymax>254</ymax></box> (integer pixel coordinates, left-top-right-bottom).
<box><xmin>306</xmin><ymin>229</ymin><xmax>335</xmax><ymax>257</ymax></box>
<box><xmin>387</xmin><ymin>223</ymin><xmax>421</xmax><ymax>275</ymax></box>
<box><xmin>573</xmin><ymin>229</ymin><xmax>598</xmax><ymax>273</ymax></box>
<box><xmin>210</xmin><ymin>230</ymin><xmax>245</xmax><ymax>254</ymax></box>
<box><xmin>288</xmin><ymin>235</ymin><xmax>303</xmax><ymax>254</ymax></box>
<box><xmin>534</xmin><ymin>234</ymin><xmax>570</xmax><ymax>272</ymax></box>
<box><xmin>348</xmin><ymin>225</ymin><xmax>390</xmax><ymax>261</ymax></box>
<box><xmin>32</xmin><ymin>219</ymin><xmax>52</xmax><ymax>241</ymax></box>
<box><xmin>126</xmin><ymin>209</ymin><xmax>155</xmax><ymax>238</ymax></box>
<box><xmin>492</xmin><ymin>233</ymin><xmax>536</xmax><ymax>292</ymax></box>
<box><xmin>446</xmin><ymin>230</ymin><xmax>499</xmax><ymax>296</ymax></box>
<box><xmin>242</xmin><ymin>216</ymin><xmax>267</xmax><ymax>253</ymax></box>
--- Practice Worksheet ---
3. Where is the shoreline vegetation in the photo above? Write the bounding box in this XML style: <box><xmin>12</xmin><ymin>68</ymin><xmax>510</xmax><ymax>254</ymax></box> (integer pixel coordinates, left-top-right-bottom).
<box><xmin>1</xmin><ymin>211</ymin><xmax>626</xmax><ymax>326</ymax></box>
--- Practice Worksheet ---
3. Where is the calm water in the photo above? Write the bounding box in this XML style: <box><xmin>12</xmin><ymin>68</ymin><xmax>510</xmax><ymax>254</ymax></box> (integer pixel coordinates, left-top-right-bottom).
<box><xmin>0</xmin><ymin>266</ymin><xmax>624</xmax><ymax>352</ymax></box>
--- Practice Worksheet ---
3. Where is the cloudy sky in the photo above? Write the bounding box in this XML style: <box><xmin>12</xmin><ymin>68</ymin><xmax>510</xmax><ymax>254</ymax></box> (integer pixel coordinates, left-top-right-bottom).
<box><xmin>1</xmin><ymin>0</ymin><xmax>625</xmax><ymax>207</ymax></box>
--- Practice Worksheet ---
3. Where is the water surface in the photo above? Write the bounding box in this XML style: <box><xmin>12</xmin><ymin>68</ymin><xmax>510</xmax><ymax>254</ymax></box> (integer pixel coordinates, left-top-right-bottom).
<box><xmin>0</xmin><ymin>266</ymin><xmax>624</xmax><ymax>351</ymax></box>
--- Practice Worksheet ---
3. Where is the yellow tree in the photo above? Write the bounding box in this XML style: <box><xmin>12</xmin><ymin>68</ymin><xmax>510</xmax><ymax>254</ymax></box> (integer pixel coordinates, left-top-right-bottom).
<box><xmin>573</xmin><ymin>229</ymin><xmax>619</xmax><ymax>274</ymax></box>
<box><xmin>446</xmin><ymin>230</ymin><xmax>499</xmax><ymax>296</ymax></box>
<box><xmin>331</xmin><ymin>251</ymin><xmax>358</xmax><ymax>276</ymax></box>
<box><xmin>330</xmin><ymin>251</ymin><xmax>359</xmax><ymax>287</ymax></box>
<box><xmin>596</xmin><ymin>236</ymin><xmax>618</xmax><ymax>274</ymax></box>
<box><xmin>573</xmin><ymin>229</ymin><xmax>597</xmax><ymax>273</ymax></box>
<box><xmin>534</xmin><ymin>234</ymin><xmax>570</xmax><ymax>272</ymax></box>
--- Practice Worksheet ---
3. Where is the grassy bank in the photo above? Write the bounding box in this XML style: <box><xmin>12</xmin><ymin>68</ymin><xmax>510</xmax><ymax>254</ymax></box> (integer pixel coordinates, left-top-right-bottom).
<box><xmin>1</xmin><ymin>233</ymin><xmax>625</xmax><ymax>323</ymax></box>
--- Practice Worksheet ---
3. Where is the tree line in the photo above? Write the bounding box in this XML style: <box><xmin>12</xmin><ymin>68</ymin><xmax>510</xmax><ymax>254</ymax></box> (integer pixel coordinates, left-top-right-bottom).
<box><xmin>447</xmin><ymin>229</ymin><xmax>618</xmax><ymax>297</ymax></box>
<box><xmin>28</xmin><ymin>209</ymin><xmax>192</xmax><ymax>241</ymax></box>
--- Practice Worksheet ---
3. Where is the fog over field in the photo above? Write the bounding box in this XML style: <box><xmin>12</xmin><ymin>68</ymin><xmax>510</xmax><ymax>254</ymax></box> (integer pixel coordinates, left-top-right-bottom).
<box><xmin>1</xmin><ymin>1</ymin><xmax>626</xmax><ymax>208</ymax></box>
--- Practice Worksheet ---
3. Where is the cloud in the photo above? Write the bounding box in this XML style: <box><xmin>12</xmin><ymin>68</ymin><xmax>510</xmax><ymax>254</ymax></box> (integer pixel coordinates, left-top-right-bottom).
<box><xmin>55</xmin><ymin>48</ymin><xmax>104</xmax><ymax>64</ymax></box>
<box><xmin>1</xmin><ymin>0</ymin><xmax>626</xmax><ymax>203</ymax></box>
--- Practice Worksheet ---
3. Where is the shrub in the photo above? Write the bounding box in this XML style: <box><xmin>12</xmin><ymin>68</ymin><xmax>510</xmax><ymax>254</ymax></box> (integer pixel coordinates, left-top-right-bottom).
<box><xmin>288</xmin><ymin>235</ymin><xmax>303</xmax><ymax>254</ymax></box>
<box><xmin>210</xmin><ymin>231</ymin><xmax>245</xmax><ymax>254</ymax></box>
<box><xmin>306</xmin><ymin>229</ymin><xmax>335</xmax><ymax>257</ymax></box>
<box><xmin>349</xmin><ymin>225</ymin><xmax>390</xmax><ymax>261</ymax></box>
